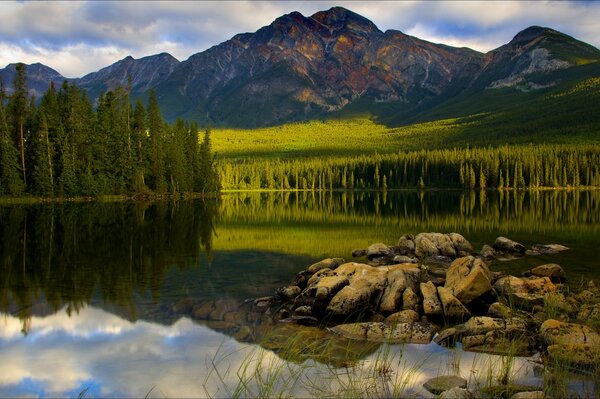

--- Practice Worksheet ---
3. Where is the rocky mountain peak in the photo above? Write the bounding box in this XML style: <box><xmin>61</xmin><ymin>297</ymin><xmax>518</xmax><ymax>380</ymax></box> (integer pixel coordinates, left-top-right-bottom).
<box><xmin>311</xmin><ymin>6</ymin><xmax>380</xmax><ymax>34</ymax></box>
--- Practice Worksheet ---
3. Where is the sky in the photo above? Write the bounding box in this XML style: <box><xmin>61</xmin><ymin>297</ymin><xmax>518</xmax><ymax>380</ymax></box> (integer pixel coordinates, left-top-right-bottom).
<box><xmin>1</xmin><ymin>1</ymin><xmax>599</xmax><ymax>78</ymax></box>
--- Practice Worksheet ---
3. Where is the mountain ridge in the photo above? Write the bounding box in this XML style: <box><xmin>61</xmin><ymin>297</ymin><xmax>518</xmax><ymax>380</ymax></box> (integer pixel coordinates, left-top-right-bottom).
<box><xmin>0</xmin><ymin>6</ymin><xmax>598</xmax><ymax>128</ymax></box>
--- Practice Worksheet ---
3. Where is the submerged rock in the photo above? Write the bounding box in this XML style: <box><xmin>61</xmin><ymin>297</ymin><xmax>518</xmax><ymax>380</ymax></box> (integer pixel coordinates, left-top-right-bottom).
<box><xmin>493</xmin><ymin>237</ymin><xmax>526</xmax><ymax>254</ymax></box>
<box><xmin>531</xmin><ymin>243</ymin><xmax>569</xmax><ymax>254</ymax></box>
<box><xmin>540</xmin><ymin>319</ymin><xmax>600</xmax><ymax>345</ymax></box>
<box><xmin>546</xmin><ymin>343</ymin><xmax>599</xmax><ymax>371</ymax></box>
<box><xmin>423</xmin><ymin>375</ymin><xmax>468</xmax><ymax>395</ymax></box>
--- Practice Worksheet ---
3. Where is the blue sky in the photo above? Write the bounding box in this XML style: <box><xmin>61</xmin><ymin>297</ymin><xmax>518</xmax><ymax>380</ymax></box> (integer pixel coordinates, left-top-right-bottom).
<box><xmin>1</xmin><ymin>1</ymin><xmax>598</xmax><ymax>77</ymax></box>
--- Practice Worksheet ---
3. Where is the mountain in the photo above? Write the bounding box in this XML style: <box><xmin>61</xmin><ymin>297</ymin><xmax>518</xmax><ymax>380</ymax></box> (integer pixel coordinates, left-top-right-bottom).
<box><xmin>1</xmin><ymin>7</ymin><xmax>599</xmax><ymax>128</ymax></box>
<box><xmin>0</xmin><ymin>62</ymin><xmax>67</xmax><ymax>98</ymax></box>
<box><xmin>76</xmin><ymin>52</ymin><xmax>180</xmax><ymax>101</ymax></box>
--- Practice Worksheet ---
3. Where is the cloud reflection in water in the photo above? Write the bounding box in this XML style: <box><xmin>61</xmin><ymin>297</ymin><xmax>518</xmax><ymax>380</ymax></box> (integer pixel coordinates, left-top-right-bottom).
<box><xmin>0</xmin><ymin>306</ymin><xmax>545</xmax><ymax>398</ymax></box>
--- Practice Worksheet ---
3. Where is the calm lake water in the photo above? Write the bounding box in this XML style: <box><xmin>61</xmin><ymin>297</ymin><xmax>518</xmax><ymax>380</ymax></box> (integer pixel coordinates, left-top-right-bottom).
<box><xmin>1</xmin><ymin>190</ymin><xmax>598</xmax><ymax>397</ymax></box>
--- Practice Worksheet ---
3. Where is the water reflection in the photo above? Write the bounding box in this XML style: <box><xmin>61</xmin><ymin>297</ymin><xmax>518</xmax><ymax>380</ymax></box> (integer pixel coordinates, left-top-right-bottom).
<box><xmin>0</xmin><ymin>306</ymin><xmax>550</xmax><ymax>398</ymax></box>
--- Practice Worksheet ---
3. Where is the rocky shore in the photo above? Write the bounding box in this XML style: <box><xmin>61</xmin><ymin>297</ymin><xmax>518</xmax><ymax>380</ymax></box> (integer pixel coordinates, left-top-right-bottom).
<box><xmin>172</xmin><ymin>232</ymin><xmax>599</xmax><ymax>397</ymax></box>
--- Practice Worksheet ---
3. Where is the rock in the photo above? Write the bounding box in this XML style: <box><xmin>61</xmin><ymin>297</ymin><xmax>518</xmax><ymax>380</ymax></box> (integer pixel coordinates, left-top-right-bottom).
<box><xmin>575</xmin><ymin>289</ymin><xmax>598</xmax><ymax>303</ymax></box>
<box><xmin>510</xmin><ymin>391</ymin><xmax>544</xmax><ymax>399</ymax></box>
<box><xmin>493</xmin><ymin>237</ymin><xmax>526</xmax><ymax>254</ymax></box>
<box><xmin>493</xmin><ymin>276</ymin><xmax>557</xmax><ymax>306</ymax></box>
<box><xmin>385</xmin><ymin>309</ymin><xmax>420</xmax><ymax>324</ymax></box>
<box><xmin>440</xmin><ymin>387</ymin><xmax>475</xmax><ymax>399</ymax></box>
<box><xmin>308</xmin><ymin>258</ymin><xmax>345</xmax><ymax>273</ymax></box>
<box><xmin>540</xmin><ymin>319</ymin><xmax>600</xmax><ymax>345</ymax></box>
<box><xmin>397</xmin><ymin>234</ymin><xmax>415</xmax><ymax>255</ymax></box>
<box><xmin>577</xmin><ymin>303</ymin><xmax>600</xmax><ymax>322</ymax></box>
<box><xmin>529</xmin><ymin>263</ymin><xmax>566</xmax><ymax>282</ymax></box>
<box><xmin>437</xmin><ymin>286</ymin><xmax>471</xmax><ymax>320</ymax></box>
<box><xmin>423</xmin><ymin>375</ymin><xmax>467</xmax><ymax>395</ymax></box>
<box><xmin>421</xmin><ymin>281</ymin><xmax>443</xmax><ymax>316</ymax></box>
<box><xmin>479</xmin><ymin>245</ymin><xmax>497</xmax><ymax>260</ymax></box>
<box><xmin>279</xmin><ymin>315</ymin><xmax>319</xmax><ymax>326</ymax></box>
<box><xmin>487</xmin><ymin>302</ymin><xmax>513</xmax><ymax>318</ymax></box>
<box><xmin>294</xmin><ymin>305</ymin><xmax>313</xmax><ymax>315</ymax></box>
<box><xmin>326</xmin><ymin>270</ymin><xmax>386</xmax><ymax>318</ymax></box>
<box><xmin>531</xmin><ymin>243</ymin><xmax>569</xmax><ymax>254</ymax></box>
<box><xmin>423</xmin><ymin>255</ymin><xmax>453</xmax><ymax>267</ymax></box>
<box><xmin>433</xmin><ymin>327</ymin><xmax>459</xmax><ymax>346</ymax></box>
<box><xmin>192</xmin><ymin>302</ymin><xmax>215</xmax><ymax>319</ymax></box>
<box><xmin>415</xmin><ymin>233</ymin><xmax>440</xmax><ymax>258</ymax></box>
<box><xmin>447</xmin><ymin>233</ymin><xmax>474</xmax><ymax>257</ymax></box>
<box><xmin>379</xmin><ymin>269</ymin><xmax>410</xmax><ymax>314</ymax></box>
<box><xmin>313</xmin><ymin>276</ymin><xmax>349</xmax><ymax>301</ymax></box>
<box><xmin>277</xmin><ymin>285</ymin><xmax>301</xmax><ymax>300</ymax></box>
<box><xmin>351</xmin><ymin>248</ymin><xmax>367</xmax><ymax>257</ymax></box>
<box><xmin>306</xmin><ymin>268</ymin><xmax>335</xmax><ymax>287</ymax></box>
<box><xmin>445</xmin><ymin>256</ymin><xmax>492</xmax><ymax>304</ymax></box>
<box><xmin>546</xmin><ymin>344</ymin><xmax>599</xmax><ymax>371</ymax></box>
<box><xmin>209</xmin><ymin>300</ymin><xmax>239</xmax><ymax>321</ymax></box>
<box><xmin>393</xmin><ymin>255</ymin><xmax>417</xmax><ymax>264</ymax></box>
<box><xmin>463</xmin><ymin>316</ymin><xmax>528</xmax><ymax>335</ymax></box>
<box><xmin>329</xmin><ymin>321</ymin><xmax>437</xmax><ymax>344</ymax></box>
<box><xmin>369</xmin><ymin>256</ymin><xmax>395</xmax><ymax>266</ymax></box>
<box><xmin>402</xmin><ymin>287</ymin><xmax>420</xmax><ymax>312</ymax></box>
<box><xmin>366</xmin><ymin>243</ymin><xmax>394</xmax><ymax>260</ymax></box>
<box><xmin>233</xmin><ymin>326</ymin><xmax>254</xmax><ymax>342</ymax></box>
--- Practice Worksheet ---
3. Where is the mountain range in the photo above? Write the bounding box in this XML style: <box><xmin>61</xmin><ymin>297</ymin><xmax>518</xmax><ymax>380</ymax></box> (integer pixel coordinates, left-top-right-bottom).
<box><xmin>1</xmin><ymin>6</ymin><xmax>599</xmax><ymax>128</ymax></box>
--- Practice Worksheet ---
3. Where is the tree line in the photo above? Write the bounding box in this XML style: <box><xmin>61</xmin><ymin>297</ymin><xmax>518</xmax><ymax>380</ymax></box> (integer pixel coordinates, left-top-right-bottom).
<box><xmin>218</xmin><ymin>144</ymin><xmax>600</xmax><ymax>191</ymax></box>
<box><xmin>0</xmin><ymin>63</ymin><xmax>219</xmax><ymax>198</ymax></box>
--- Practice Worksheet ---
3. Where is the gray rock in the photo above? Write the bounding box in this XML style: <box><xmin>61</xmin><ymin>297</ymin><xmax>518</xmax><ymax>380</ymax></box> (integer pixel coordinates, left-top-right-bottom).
<box><xmin>423</xmin><ymin>375</ymin><xmax>467</xmax><ymax>395</ymax></box>
<box><xmin>447</xmin><ymin>233</ymin><xmax>474</xmax><ymax>257</ymax></box>
<box><xmin>277</xmin><ymin>285</ymin><xmax>301</xmax><ymax>300</ymax></box>
<box><xmin>529</xmin><ymin>263</ymin><xmax>566</xmax><ymax>281</ymax></box>
<box><xmin>493</xmin><ymin>237</ymin><xmax>526</xmax><ymax>254</ymax></box>
<box><xmin>510</xmin><ymin>391</ymin><xmax>545</xmax><ymax>399</ymax></box>
<box><xmin>440</xmin><ymin>387</ymin><xmax>475</xmax><ymax>399</ymax></box>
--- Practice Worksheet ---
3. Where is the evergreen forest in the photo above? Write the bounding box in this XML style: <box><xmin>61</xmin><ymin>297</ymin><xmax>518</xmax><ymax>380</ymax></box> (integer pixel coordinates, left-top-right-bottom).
<box><xmin>0</xmin><ymin>63</ymin><xmax>219</xmax><ymax>198</ymax></box>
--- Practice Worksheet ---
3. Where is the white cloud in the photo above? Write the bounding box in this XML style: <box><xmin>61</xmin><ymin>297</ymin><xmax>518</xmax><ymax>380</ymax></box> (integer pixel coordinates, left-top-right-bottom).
<box><xmin>0</xmin><ymin>1</ymin><xmax>598</xmax><ymax>77</ymax></box>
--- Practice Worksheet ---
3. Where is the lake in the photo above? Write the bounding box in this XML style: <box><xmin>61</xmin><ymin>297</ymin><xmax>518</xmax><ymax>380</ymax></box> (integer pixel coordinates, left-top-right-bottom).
<box><xmin>0</xmin><ymin>190</ymin><xmax>598</xmax><ymax>397</ymax></box>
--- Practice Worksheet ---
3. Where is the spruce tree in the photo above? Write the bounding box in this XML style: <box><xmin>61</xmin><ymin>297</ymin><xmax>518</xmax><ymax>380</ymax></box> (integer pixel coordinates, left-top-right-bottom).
<box><xmin>8</xmin><ymin>63</ymin><xmax>28</xmax><ymax>185</ymax></box>
<box><xmin>0</xmin><ymin>84</ymin><xmax>24</xmax><ymax>195</ymax></box>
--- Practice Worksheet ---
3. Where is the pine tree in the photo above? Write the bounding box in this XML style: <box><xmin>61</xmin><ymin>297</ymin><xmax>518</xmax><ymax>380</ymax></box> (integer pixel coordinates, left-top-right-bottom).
<box><xmin>147</xmin><ymin>90</ymin><xmax>166</xmax><ymax>193</ymax></box>
<box><xmin>0</xmin><ymin>83</ymin><xmax>24</xmax><ymax>195</ymax></box>
<box><xmin>30</xmin><ymin>113</ymin><xmax>54</xmax><ymax>196</ymax></box>
<box><xmin>8</xmin><ymin>63</ymin><xmax>29</xmax><ymax>185</ymax></box>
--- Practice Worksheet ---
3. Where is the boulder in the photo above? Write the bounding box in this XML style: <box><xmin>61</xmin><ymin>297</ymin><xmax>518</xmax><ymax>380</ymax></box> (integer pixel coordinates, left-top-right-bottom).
<box><xmin>529</xmin><ymin>263</ymin><xmax>566</xmax><ymax>282</ymax></box>
<box><xmin>531</xmin><ymin>244</ymin><xmax>569</xmax><ymax>254</ymax></box>
<box><xmin>415</xmin><ymin>233</ymin><xmax>441</xmax><ymax>258</ymax></box>
<box><xmin>385</xmin><ymin>309</ymin><xmax>420</xmax><ymax>324</ymax></box>
<box><xmin>326</xmin><ymin>269</ymin><xmax>387</xmax><ymax>317</ymax></box>
<box><xmin>397</xmin><ymin>234</ymin><xmax>415</xmax><ymax>255</ymax></box>
<box><xmin>423</xmin><ymin>375</ymin><xmax>468</xmax><ymax>395</ymax></box>
<box><xmin>415</xmin><ymin>233</ymin><xmax>464</xmax><ymax>259</ymax></box>
<box><xmin>437</xmin><ymin>286</ymin><xmax>471</xmax><ymax>320</ymax></box>
<box><xmin>306</xmin><ymin>268</ymin><xmax>335</xmax><ymax>287</ymax></box>
<box><xmin>479</xmin><ymin>245</ymin><xmax>497</xmax><ymax>260</ymax></box>
<box><xmin>379</xmin><ymin>269</ymin><xmax>411</xmax><ymax>314</ymax></box>
<box><xmin>546</xmin><ymin>343</ymin><xmax>599</xmax><ymax>371</ymax></box>
<box><xmin>329</xmin><ymin>321</ymin><xmax>437</xmax><ymax>344</ymax></box>
<box><xmin>447</xmin><ymin>233</ymin><xmax>474</xmax><ymax>257</ymax></box>
<box><xmin>366</xmin><ymin>243</ymin><xmax>394</xmax><ymax>260</ymax></box>
<box><xmin>393</xmin><ymin>255</ymin><xmax>417</xmax><ymax>264</ymax></box>
<box><xmin>351</xmin><ymin>248</ymin><xmax>367</xmax><ymax>257</ymax></box>
<box><xmin>462</xmin><ymin>316</ymin><xmax>528</xmax><ymax>336</ymax></box>
<box><xmin>277</xmin><ymin>285</ymin><xmax>301</xmax><ymax>300</ymax></box>
<box><xmin>439</xmin><ymin>387</ymin><xmax>475</xmax><ymax>399</ymax></box>
<box><xmin>493</xmin><ymin>237</ymin><xmax>526</xmax><ymax>254</ymax></box>
<box><xmin>423</xmin><ymin>255</ymin><xmax>453</xmax><ymax>268</ymax></box>
<box><xmin>294</xmin><ymin>305</ymin><xmax>313</xmax><ymax>315</ymax></box>
<box><xmin>313</xmin><ymin>276</ymin><xmax>350</xmax><ymax>301</ymax></box>
<box><xmin>421</xmin><ymin>281</ymin><xmax>443</xmax><ymax>316</ymax></box>
<box><xmin>540</xmin><ymin>319</ymin><xmax>600</xmax><ymax>345</ymax></box>
<box><xmin>402</xmin><ymin>287</ymin><xmax>420</xmax><ymax>312</ymax></box>
<box><xmin>445</xmin><ymin>256</ymin><xmax>492</xmax><ymax>304</ymax></box>
<box><xmin>308</xmin><ymin>258</ymin><xmax>345</xmax><ymax>273</ymax></box>
<box><xmin>493</xmin><ymin>276</ymin><xmax>557</xmax><ymax>306</ymax></box>
<box><xmin>487</xmin><ymin>302</ymin><xmax>513</xmax><ymax>318</ymax></box>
